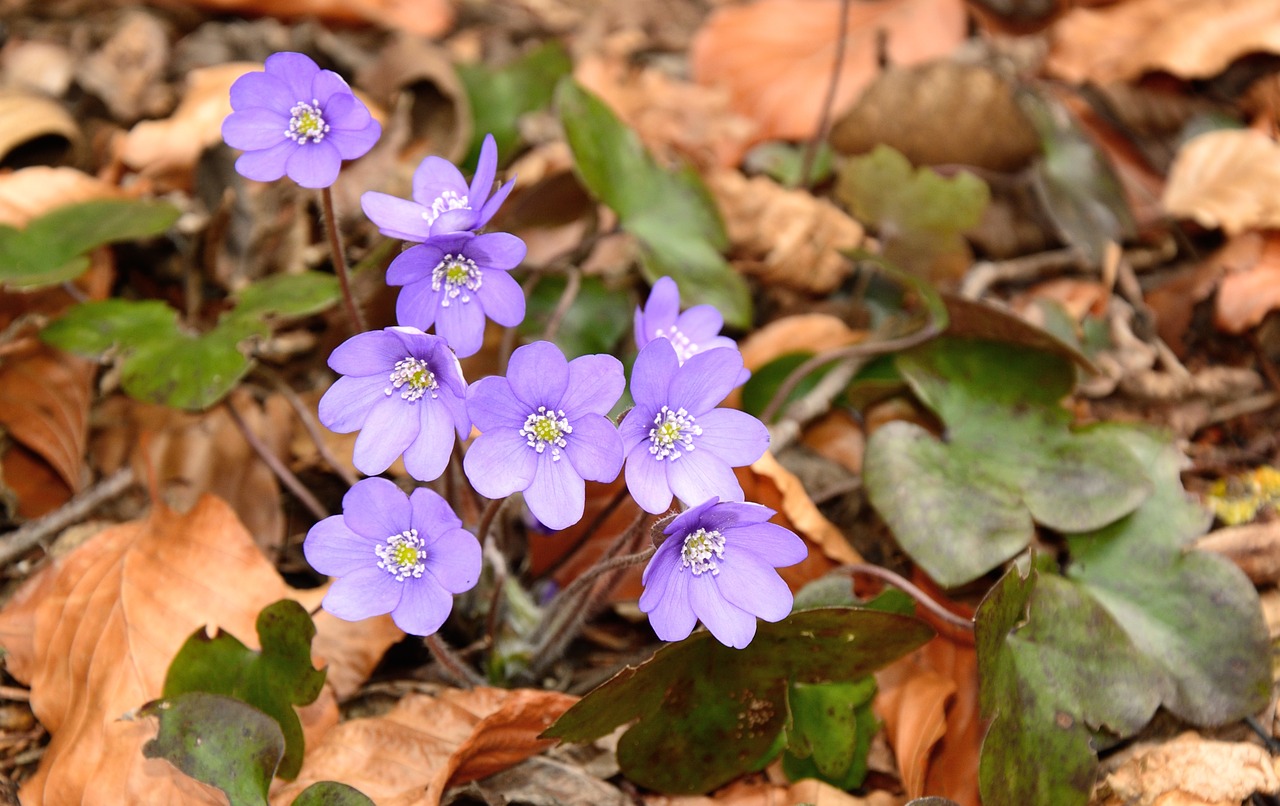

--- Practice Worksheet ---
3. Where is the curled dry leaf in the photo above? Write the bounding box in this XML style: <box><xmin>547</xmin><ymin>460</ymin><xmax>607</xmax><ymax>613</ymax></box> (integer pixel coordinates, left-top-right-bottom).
<box><xmin>1162</xmin><ymin>129</ymin><xmax>1280</xmax><ymax>237</ymax></box>
<box><xmin>1095</xmin><ymin>732</ymin><xmax>1280</xmax><ymax>806</ymax></box>
<box><xmin>179</xmin><ymin>0</ymin><xmax>452</xmax><ymax>38</ymax></box>
<box><xmin>645</xmin><ymin>777</ymin><xmax>904</xmax><ymax>805</ymax></box>
<box><xmin>709</xmin><ymin>170</ymin><xmax>863</xmax><ymax>295</ymax></box>
<box><xmin>0</xmin><ymin>89</ymin><xmax>81</xmax><ymax>167</ymax></box>
<box><xmin>0</xmin><ymin>342</ymin><xmax>92</xmax><ymax>497</ymax></box>
<box><xmin>270</xmin><ymin>687</ymin><xmax>577</xmax><ymax>805</ymax></box>
<box><xmin>692</xmin><ymin>0</ymin><xmax>967</xmax><ymax>143</ymax></box>
<box><xmin>1196</xmin><ymin>520</ymin><xmax>1280</xmax><ymax>586</ymax></box>
<box><xmin>1211</xmin><ymin>231</ymin><xmax>1280</xmax><ymax>334</ymax></box>
<box><xmin>0</xmin><ymin>166</ymin><xmax>121</xmax><ymax>227</ymax></box>
<box><xmin>1047</xmin><ymin>0</ymin><xmax>1280</xmax><ymax>84</ymax></box>
<box><xmin>0</xmin><ymin>495</ymin><xmax>339</xmax><ymax>805</ymax></box>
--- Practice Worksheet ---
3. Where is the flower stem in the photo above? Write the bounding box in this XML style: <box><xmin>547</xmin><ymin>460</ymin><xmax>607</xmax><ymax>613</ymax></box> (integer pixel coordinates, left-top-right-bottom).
<box><xmin>798</xmin><ymin>0</ymin><xmax>851</xmax><ymax>188</ymax></box>
<box><xmin>319</xmin><ymin>187</ymin><xmax>367</xmax><ymax>334</ymax></box>
<box><xmin>837</xmin><ymin>563</ymin><xmax>974</xmax><ymax>637</ymax></box>
<box><xmin>226</xmin><ymin>398</ymin><xmax>328</xmax><ymax>522</ymax></box>
<box><xmin>425</xmin><ymin>633</ymin><xmax>485</xmax><ymax>688</ymax></box>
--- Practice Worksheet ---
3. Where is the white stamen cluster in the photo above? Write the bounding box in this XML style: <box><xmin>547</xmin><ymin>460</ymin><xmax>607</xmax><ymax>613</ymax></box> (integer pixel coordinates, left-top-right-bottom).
<box><xmin>520</xmin><ymin>407</ymin><xmax>571</xmax><ymax>461</ymax></box>
<box><xmin>376</xmin><ymin>529</ymin><xmax>426</xmax><ymax>582</ymax></box>
<box><xmin>431</xmin><ymin>255</ymin><xmax>482</xmax><ymax>308</ymax></box>
<box><xmin>648</xmin><ymin>406</ymin><xmax>701</xmax><ymax>460</ymax></box>
<box><xmin>286</xmin><ymin>100</ymin><xmax>329</xmax><ymax>144</ymax></box>
<box><xmin>385</xmin><ymin>357</ymin><xmax>438</xmax><ymax>402</ymax></box>
<box><xmin>421</xmin><ymin>190</ymin><xmax>470</xmax><ymax>226</ymax></box>
<box><xmin>654</xmin><ymin>326</ymin><xmax>698</xmax><ymax>363</ymax></box>
<box><xmin>680</xmin><ymin>528</ymin><xmax>725</xmax><ymax>576</ymax></box>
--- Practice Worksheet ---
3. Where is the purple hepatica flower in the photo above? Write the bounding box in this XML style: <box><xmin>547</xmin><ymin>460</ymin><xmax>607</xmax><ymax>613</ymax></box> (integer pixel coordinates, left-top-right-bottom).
<box><xmin>361</xmin><ymin>134</ymin><xmax>514</xmax><ymax>242</ymax></box>
<box><xmin>222</xmin><ymin>52</ymin><xmax>381</xmax><ymax>189</ymax></box>
<box><xmin>639</xmin><ymin>498</ymin><xmax>806</xmax><ymax>648</ymax></box>
<box><xmin>620</xmin><ymin>338</ymin><xmax>769</xmax><ymax>514</ymax></box>
<box><xmin>635</xmin><ymin>277</ymin><xmax>748</xmax><ymax>387</ymax></box>
<box><xmin>304</xmin><ymin>477</ymin><xmax>481</xmax><ymax>636</ymax></box>
<box><xmin>463</xmin><ymin>341</ymin><xmax>625</xmax><ymax>531</ymax></box>
<box><xmin>318</xmin><ymin>326</ymin><xmax>470</xmax><ymax>482</ymax></box>
<box><xmin>387</xmin><ymin>230</ymin><xmax>527</xmax><ymax>358</ymax></box>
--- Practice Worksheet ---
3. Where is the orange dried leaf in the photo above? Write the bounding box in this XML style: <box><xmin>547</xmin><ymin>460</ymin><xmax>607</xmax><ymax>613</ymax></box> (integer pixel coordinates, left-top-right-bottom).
<box><xmin>691</xmin><ymin>0</ymin><xmax>967</xmax><ymax>143</ymax></box>
<box><xmin>1213</xmin><ymin>231</ymin><xmax>1280</xmax><ymax>333</ymax></box>
<box><xmin>645</xmin><ymin>777</ymin><xmax>903</xmax><ymax>805</ymax></box>
<box><xmin>1162</xmin><ymin>129</ymin><xmax>1280</xmax><ymax>236</ymax></box>
<box><xmin>0</xmin><ymin>343</ymin><xmax>92</xmax><ymax>494</ymax></box>
<box><xmin>0</xmin><ymin>166</ymin><xmax>122</xmax><ymax>227</ymax></box>
<box><xmin>181</xmin><ymin>0</ymin><xmax>452</xmax><ymax>38</ymax></box>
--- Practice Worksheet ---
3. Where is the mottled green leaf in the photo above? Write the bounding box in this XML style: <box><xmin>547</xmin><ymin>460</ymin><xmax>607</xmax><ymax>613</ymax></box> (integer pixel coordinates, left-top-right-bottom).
<box><xmin>119</xmin><ymin>328</ymin><xmax>253</xmax><ymax>411</ymax></box>
<box><xmin>518</xmin><ymin>275</ymin><xmax>632</xmax><ymax>358</ymax></box>
<box><xmin>781</xmin><ymin>677</ymin><xmax>878</xmax><ymax>789</ymax></box>
<box><xmin>163</xmin><ymin>600</ymin><xmax>326</xmax><ymax>780</ymax></box>
<box><xmin>290</xmin><ymin>781</ymin><xmax>375</xmax><ymax>806</ymax></box>
<box><xmin>864</xmin><ymin>338</ymin><xmax>1150</xmax><ymax>586</ymax></box>
<box><xmin>40</xmin><ymin>299</ymin><xmax>178</xmax><ymax>355</ymax></box>
<box><xmin>227</xmin><ymin>272</ymin><xmax>340</xmax><ymax>324</ymax></box>
<box><xmin>743</xmin><ymin>141</ymin><xmax>834</xmax><ymax>188</ymax></box>
<box><xmin>543</xmin><ymin>607</ymin><xmax>933</xmax><ymax>794</ymax></box>
<box><xmin>141</xmin><ymin>692</ymin><xmax>283</xmax><ymax>806</ymax></box>
<box><xmin>458</xmin><ymin>41</ymin><xmax>572</xmax><ymax>166</ymax></box>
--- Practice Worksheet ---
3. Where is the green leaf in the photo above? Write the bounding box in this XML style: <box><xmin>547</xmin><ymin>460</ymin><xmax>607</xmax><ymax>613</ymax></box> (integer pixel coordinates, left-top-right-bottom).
<box><xmin>556</xmin><ymin>79</ymin><xmax>751</xmax><ymax>328</ymax></box>
<box><xmin>835</xmin><ymin>145</ymin><xmax>989</xmax><ymax>281</ymax></box>
<box><xmin>543</xmin><ymin>607</ymin><xmax>933</xmax><ymax>794</ymax></box>
<box><xmin>291</xmin><ymin>782</ymin><xmax>376</xmax><ymax>806</ymax></box>
<box><xmin>120</xmin><ymin>328</ymin><xmax>254</xmax><ymax>411</ymax></box>
<box><xmin>743</xmin><ymin>141</ymin><xmax>834</xmax><ymax>188</ymax></box>
<box><xmin>975</xmin><ymin>562</ymin><xmax>1163</xmax><ymax>806</ymax></box>
<box><xmin>141</xmin><ymin>692</ymin><xmax>283</xmax><ymax>806</ymax></box>
<box><xmin>163</xmin><ymin>600</ymin><xmax>326</xmax><ymax>780</ymax></box>
<box><xmin>1064</xmin><ymin>427</ymin><xmax>1271</xmax><ymax>726</ymax></box>
<box><xmin>782</xmin><ymin>677</ymin><xmax>878</xmax><ymax>789</ymax></box>
<box><xmin>0</xmin><ymin>198</ymin><xmax>179</xmax><ymax>289</ymax></box>
<box><xmin>40</xmin><ymin>298</ymin><xmax>179</xmax><ymax>355</ymax></box>
<box><xmin>518</xmin><ymin>275</ymin><xmax>633</xmax><ymax>358</ymax></box>
<box><xmin>864</xmin><ymin>338</ymin><xmax>1150</xmax><ymax>587</ymax></box>
<box><xmin>457</xmin><ymin>41</ymin><xmax>573</xmax><ymax>166</ymax></box>
<box><xmin>227</xmin><ymin>272</ymin><xmax>341</xmax><ymax>324</ymax></box>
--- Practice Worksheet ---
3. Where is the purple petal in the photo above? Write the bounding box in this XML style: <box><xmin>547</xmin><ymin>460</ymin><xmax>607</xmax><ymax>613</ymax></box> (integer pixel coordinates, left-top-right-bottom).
<box><xmin>507</xmin><ymin>341</ymin><xmax>569</xmax><ymax>409</ymax></box>
<box><xmin>638</xmin><ymin>540</ymin><xmax>681</xmax><ymax>603</ymax></box>
<box><xmin>317</xmin><ymin>374</ymin><xmax>385</xmax><ymax>433</ymax></box>
<box><xmin>640</xmin><ymin>561</ymin><xmax>696</xmax><ymax>642</ymax></box>
<box><xmin>234</xmin><ymin>140</ymin><xmax>295</xmax><ymax>183</ymax></box>
<box><xmin>229</xmin><ymin>70</ymin><xmax>291</xmax><ymax>112</ymax></box>
<box><xmin>476</xmin><ymin>179</ymin><xmax>515</xmax><ymax>229</ymax></box>
<box><xmin>724</xmin><ymin>521</ymin><xmax>808</xmax><ymax>568</ymax></box>
<box><xmin>422</xmin><ymin>527</ymin><xmax>482</xmax><ymax>594</ymax></box>
<box><xmin>618</xmin><ymin>405</ymin><xmax>655</xmax><ymax>453</ymax></box>
<box><xmin>717</xmin><ymin>554</ymin><xmax>793</xmax><ymax>622</ymax></box>
<box><xmin>386</xmin><ymin>243</ymin><xmax>445</xmax><ymax>286</ymax></box>
<box><xmin>326</xmin><ymin>121</ymin><xmax>381</xmax><ymax>161</ymax></box>
<box><xmin>342</xmin><ymin>477</ymin><xmax>411</xmax><ymax>539</ymax></box>
<box><xmin>469</xmin><ymin>134</ymin><xmax>498</xmax><ymax>206</ymax></box>
<box><xmin>322</xmin><ymin>566</ymin><xmax>401</xmax><ymax>622</ymax></box>
<box><xmin>328</xmin><ymin>329</ymin><xmax>403</xmax><ymax>376</ymax></box>
<box><xmin>401</xmin><ymin>398</ymin><xmax>457</xmax><ymax>482</ymax></box>
<box><xmin>560</xmin><ymin>354</ymin><xmax>625</xmax><ymax>417</ymax></box>
<box><xmin>668</xmin><ymin>347</ymin><xmax>742</xmax><ymax>414</ymax></box>
<box><xmin>674</xmin><ymin>305</ymin><xmax>726</xmax><ymax>345</ymax></box>
<box><xmin>310</xmin><ymin>69</ymin><xmax>353</xmax><ymax>106</ymax></box>
<box><xmin>699</xmin><ymin>501</ymin><xmax>775</xmax><ymax>533</ymax></box>
<box><xmin>690</xmin><ymin>577</ymin><xmax>757</xmax><ymax>648</ymax></box>
<box><xmin>303</xmin><ymin>515</ymin><xmax>370</xmax><ymax>576</ymax></box>
<box><xmin>434</xmin><ymin>295</ymin><xmax>486</xmax><ymax>358</ymax></box>
<box><xmin>467</xmin><ymin>231</ymin><xmax>526</xmax><ymax>270</ymax></box>
<box><xmin>362</xmin><ymin>192</ymin><xmax>431</xmax><ymax>242</ymax></box>
<box><xmin>667</xmin><ymin>448</ymin><xmax>743</xmax><ymax>508</ymax></box>
<box><xmin>467</xmin><ymin>375</ymin><xmax>531</xmax><ymax>431</ymax></box>
<box><xmin>412</xmin><ymin>156</ymin><xmax>470</xmax><ymax>206</ymax></box>
<box><xmin>638</xmin><ymin>277</ymin><xmax>680</xmax><ymax>339</ymax></box>
<box><xmin>624</xmin><ymin>443</ymin><xmax>674</xmax><ymax>515</ymax></box>
<box><xmin>630</xmin><ymin>338</ymin><xmax>678</xmax><ymax>408</ymax></box>
<box><xmin>472</xmin><ymin>268</ymin><xmax>525</xmax><ymax>327</ymax></box>
<box><xmin>286</xmin><ymin>139</ymin><xmax>342</xmax><ymax>188</ymax></box>
<box><xmin>264</xmin><ymin>52</ymin><xmax>320</xmax><ymax>101</ymax></box>
<box><xmin>463</xmin><ymin>429</ymin><xmax>537</xmax><ymax>499</ymax></box>
<box><xmin>409</xmin><ymin>487</ymin><xmax>462</xmax><ymax>532</ymax></box>
<box><xmin>430</xmin><ymin>207</ymin><xmax>480</xmax><ymax>235</ymax></box>
<box><xmin>666</xmin><ymin>498</ymin><xmax>720</xmax><ymax>537</ymax></box>
<box><xmin>221</xmin><ymin>108</ymin><xmax>288</xmax><ymax>151</ymax></box>
<box><xmin>564</xmin><ymin>415</ymin><xmax>623</xmax><ymax>483</ymax></box>
<box><xmin>633</xmin><ymin>304</ymin><xmax>647</xmax><ymax>350</ymax></box>
<box><xmin>395</xmin><ymin>282</ymin><xmax>443</xmax><ymax>332</ymax></box>
<box><xmin>693</xmin><ymin>408</ymin><xmax>769</xmax><ymax>466</ymax></box>
<box><xmin>352</xmin><ymin>396</ymin><xmax>420</xmax><ymax>475</ymax></box>
<box><xmin>390</xmin><ymin>577</ymin><xmax>453</xmax><ymax>635</ymax></box>
<box><xmin>524</xmin><ymin>454</ymin><xmax>585</xmax><ymax>530</ymax></box>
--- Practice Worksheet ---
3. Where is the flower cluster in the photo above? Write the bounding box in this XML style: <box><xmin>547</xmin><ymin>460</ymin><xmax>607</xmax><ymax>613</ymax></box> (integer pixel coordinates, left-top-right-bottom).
<box><xmin>223</xmin><ymin>53</ymin><xmax>806</xmax><ymax>648</ymax></box>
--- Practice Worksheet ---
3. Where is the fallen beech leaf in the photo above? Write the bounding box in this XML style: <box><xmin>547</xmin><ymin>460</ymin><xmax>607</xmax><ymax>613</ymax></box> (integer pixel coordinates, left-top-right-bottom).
<box><xmin>0</xmin><ymin>494</ymin><xmax>338</xmax><ymax>805</ymax></box>
<box><xmin>270</xmin><ymin>687</ymin><xmax>577</xmax><ymax>805</ymax></box>
<box><xmin>644</xmin><ymin>776</ymin><xmax>904</xmax><ymax>805</ymax></box>
<box><xmin>692</xmin><ymin>0</ymin><xmax>967</xmax><ymax>143</ymax></box>
<box><xmin>800</xmin><ymin>410</ymin><xmax>866</xmax><ymax>476</ymax></box>
<box><xmin>1162</xmin><ymin>129</ymin><xmax>1280</xmax><ymax>236</ymax></box>
<box><xmin>1096</xmin><ymin>732</ymin><xmax>1280</xmax><ymax>806</ymax></box>
<box><xmin>0</xmin><ymin>166</ymin><xmax>122</xmax><ymax>227</ymax></box>
<box><xmin>731</xmin><ymin>314</ymin><xmax>864</xmax><ymax>409</ymax></box>
<box><xmin>1213</xmin><ymin>230</ymin><xmax>1280</xmax><ymax>333</ymax></box>
<box><xmin>180</xmin><ymin>0</ymin><xmax>452</xmax><ymax>38</ymax></box>
<box><xmin>1048</xmin><ymin>0</ymin><xmax>1280</xmax><ymax>84</ymax></box>
<box><xmin>0</xmin><ymin>342</ymin><xmax>92</xmax><ymax>497</ymax></box>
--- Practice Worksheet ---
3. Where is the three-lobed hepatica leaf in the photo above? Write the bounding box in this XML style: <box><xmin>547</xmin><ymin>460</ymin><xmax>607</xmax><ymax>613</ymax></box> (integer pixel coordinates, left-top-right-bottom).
<box><xmin>0</xmin><ymin>198</ymin><xmax>180</xmax><ymax>290</ymax></box>
<box><xmin>542</xmin><ymin>607</ymin><xmax>933</xmax><ymax>794</ymax></box>
<box><xmin>556</xmin><ymin>78</ymin><xmax>752</xmax><ymax>329</ymax></box>
<box><xmin>975</xmin><ymin>428</ymin><xmax>1271</xmax><ymax>806</ymax></box>
<box><xmin>162</xmin><ymin>600</ymin><xmax>326</xmax><ymax>781</ymax></box>
<box><xmin>864</xmin><ymin>337</ymin><xmax>1151</xmax><ymax>587</ymax></box>
<box><xmin>41</xmin><ymin>272</ymin><xmax>339</xmax><ymax>411</ymax></box>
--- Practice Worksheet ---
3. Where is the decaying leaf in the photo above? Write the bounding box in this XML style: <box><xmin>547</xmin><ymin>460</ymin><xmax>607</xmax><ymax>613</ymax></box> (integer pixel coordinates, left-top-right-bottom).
<box><xmin>691</xmin><ymin>0</ymin><xmax>968</xmax><ymax>143</ymax></box>
<box><xmin>0</xmin><ymin>342</ymin><xmax>92</xmax><ymax>496</ymax></box>
<box><xmin>1162</xmin><ymin>129</ymin><xmax>1280</xmax><ymax>237</ymax></box>
<box><xmin>0</xmin><ymin>89</ymin><xmax>81</xmax><ymax>167</ymax></box>
<box><xmin>644</xmin><ymin>777</ymin><xmax>904</xmax><ymax>805</ymax></box>
<box><xmin>176</xmin><ymin>0</ymin><xmax>452</xmax><ymax>38</ymax></box>
<box><xmin>746</xmin><ymin>452</ymin><xmax>863</xmax><ymax>571</ymax></box>
<box><xmin>1210</xmin><ymin>230</ymin><xmax>1280</xmax><ymax>333</ymax></box>
<box><xmin>1095</xmin><ymin>733</ymin><xmax>1280</xmax><ymax>806</ymax></box>
<box><xmin>0</xmin><ymin>166</ymin><xmax>122</xmax><ymax>227</ymax></box>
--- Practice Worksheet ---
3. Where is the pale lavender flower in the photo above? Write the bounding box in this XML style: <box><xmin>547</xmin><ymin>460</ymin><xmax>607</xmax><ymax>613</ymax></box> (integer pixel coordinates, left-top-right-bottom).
<box><xmin>304</xmin><ymin>477</ymin><xmax>481</xmax><ymax>636</ymax></box>
<box><xmin>221</xmin><ymin>52</ymin><xmax>381</xmax><ymax>189</ymax></box>
<box><xmin>639</xmin><ymin>498</ymin><xmax>806</xmax><ymax>648</ymax></box>
<box><xmin>387</xmin><ymin>231</ymin><xmax>527</xmax><ymax>358</ymax></box>
<box><xmin>619</xmin><ymin>338</ymin><xmax>769</xmax><ymax>514</ymax></box>
<box><xmin>318</xmin><ymin>327</ymin><xmax>469</xmax><ymax>482</ymax></box>
<box><xmin>361</xmin><ymin>134</ymin><xmax>514</xmax><ymax>242</ymax></box>
<box><xmin>635</xmin><ymin>277</ymin><xmax>742</xmax><ymax>366</ymax></box>
<box><xmin>463</xmin><ymin>341</ymin><xmax>624</xmax><ymax>530</ymax></box>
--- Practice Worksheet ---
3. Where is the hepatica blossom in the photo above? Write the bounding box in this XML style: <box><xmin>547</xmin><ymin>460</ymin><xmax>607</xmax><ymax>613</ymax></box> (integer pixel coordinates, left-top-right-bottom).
<box><xmin>304</xmin><ymin>477</ymin><xmax>481</xmax><ymax>636</ymax></box>
<box><xmin>635</xmin><ymin>277</ymin><xmax>743</xmax><ymax>366</ymax></box>
<box><xmin>318</xmin><ymin>326</ymin><xmax>469</xmax><ymax>482</ymax></box>
<box><xmin>620</xmin><ymin>338</ymin><xmax>769</xmax><ymax>514</ymax></box>
<box><xmin>463</xmin><ymin>341</ymin><xmax>624</xmax><ymax>530</ymax></box>
<box><xmin>222</xmin><ymin>52</ymin><xmax>381</xmax><ymax>189</ymax></box>
<box><xmin>639</xmin><ymin>498</ymin><xmax>806</xmax><ymax>648</ymax></box>
<box><xmin>361</xmin><ymin>134</ymin><xmax>514</xmax><ymax>242</ymax></box>
<box><xmin>387</xmin><ymin>231</ymin><xmax>527</xmax><ymax>358</ymax></box>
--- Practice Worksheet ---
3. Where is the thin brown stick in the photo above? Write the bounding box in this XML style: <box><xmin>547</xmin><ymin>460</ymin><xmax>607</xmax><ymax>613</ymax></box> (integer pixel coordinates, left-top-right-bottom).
<box><xmin>425</xmin><ymin>633</ymin><xmax>485</xmax><ymax>687</ymax></box>
<box><xmin>837</xmin><ymin>564</ymin><xmax>974</xmax><ymax>633</ymax></box>
<box><xmin>258</xmin><ymin>366</ymin><xmax>357</xmax><ymax>487</ymax></box>
<box><xmin>798</xmin><ymin>0</ymin><xmax>851</xmax><ymax>188</ymax></box>
<box><xmin>320</xmin><ymin>187</ymin><xmax>367</xmax><ymax>334</ymax></box>
<box><xmin>225</xmin><ymin>399</ymin><xmax>328</xmax><ymax>522</ymax></box>
<box><xmin>0</xmin><ymin>467</ymin><xmax>136</xmax><ymax>567</ymax></box>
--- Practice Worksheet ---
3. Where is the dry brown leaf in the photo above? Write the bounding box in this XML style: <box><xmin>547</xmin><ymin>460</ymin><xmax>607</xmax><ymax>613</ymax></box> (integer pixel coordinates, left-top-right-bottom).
<box><xmin>645</xmin><ymin>777</ymin><xmax>904</xmax><ymax>805</ymax></box>
<box><xmin>179</xmin><ymin>0</ymin><xmax>452</xmax><ymax>38</ymax></box>
<box><xmin>0</xmin><ymin>166</ymin><xmax>122</xmax><ymax>227</ymax></box>
<box><xmin>76</xmin><ymin>10</ymin><xmax>174</xmax><ymax>123</ymax></box>
<box><xmin>709</xmin><ymin>170</ymin><xmax>863</xmax><ymax>295</ymax></box>
<box><xmin>1048</xmin><ymin>0</ymin><xmax>1280</xmax><ymax>84</ymax></box>
<box><xmin>692</xmin><ymin>0</ymin><xmax>967</xmax><ymax>143</ymax></box>
<box><xmin>1212</xmin><ymin>230</ymin><xmax>1280</xmax><ymax>333</ymax></box>
<box><xmin>0</xmin><ymin>494</ymin><xmax>339</xmax><ymax>805</ymax></box>
<box><xmin>1195</xmin><ymin>520</ymin><xmax>1280</xmax><ymax>586</ymax></box>
<box><xmin>0</xmin><ymin>89</ymin><xmax>81</xmax><ymax>167</ymax></box>
<box><xmin>293</xmin><ymin>586</ymin><xmax>404</xmax><ymax>701</ymax></box>
<box><xmin>1095</xmin><ymin>732</ymin><xmax>1280</xmax><ymax>806</ymax></box>
<box><xmin>731</xmin><ymin>313</ymin><xmax>864</xmax><ymax>409</ymax></box>
<box><xmin>1162</xmin><ymin>129</ymin><xmax>1280</xmax><ymax>236</ymax></box>
<box><xmin>270</xmin><ymin>687</ymin><xmax>577</xmax><ymax>805</ymax></box>
<box><xmin>799</xmin><ymin>410</ymin><xmax>866</xmax><ymax>475</ymax></box>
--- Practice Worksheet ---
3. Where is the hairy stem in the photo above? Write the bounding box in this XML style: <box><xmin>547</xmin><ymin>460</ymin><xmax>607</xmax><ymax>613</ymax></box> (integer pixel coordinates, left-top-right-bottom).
<box><xmin>320</xmin><ymin>187</ymin><xmax>367</xmax><ymax>334</ymax></box>
<box><xmin>838</xmin><ymin>563</ymin><xmax>974</xmax><ymax>634</ymax></box>
<box><xmin>425</xmin><ymin>633</ymin><xmax>485</xmax><ymax>687</ymax></box>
